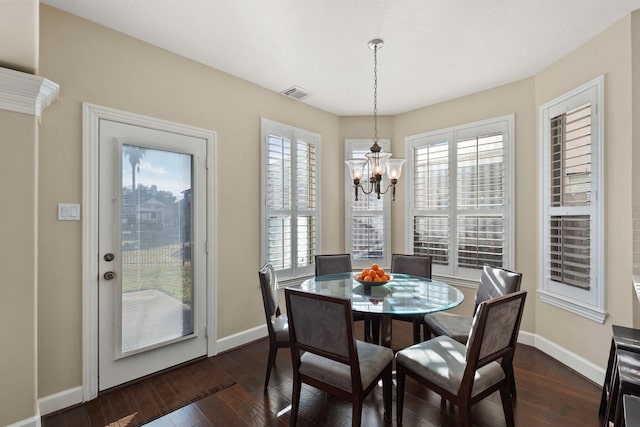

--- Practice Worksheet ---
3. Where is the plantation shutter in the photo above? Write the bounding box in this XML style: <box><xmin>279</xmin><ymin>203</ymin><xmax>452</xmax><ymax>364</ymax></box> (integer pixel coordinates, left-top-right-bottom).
<box><xmin>263</xmin><ymin>119</ymin><xmax>320</xmax><ymax>278</ymax></box>
<box><xmin>412</xmin><ymin>140</ymin><xmax>450</xmax><ymax>265</ymax></box>
<box><xmin>548</xmin><ymin>103</ymin><xmax>592</xmax><ymax>290</ymax></box>
<box><xmin>456</xmin><ymin>133</ymin><xmax>505</xmax><ymax>269</ymax></box>
<box><xmin>266</xmin><ymin>134</ymin><xmax>292</xmax><ymax>271</ymax></box>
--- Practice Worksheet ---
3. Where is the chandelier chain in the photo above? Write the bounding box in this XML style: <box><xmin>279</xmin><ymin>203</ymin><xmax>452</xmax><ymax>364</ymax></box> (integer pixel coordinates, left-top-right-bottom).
<box><xmin>373</xmin><ymin>43</ymin><xmax>378</xmax><ymax>143</ymax></box>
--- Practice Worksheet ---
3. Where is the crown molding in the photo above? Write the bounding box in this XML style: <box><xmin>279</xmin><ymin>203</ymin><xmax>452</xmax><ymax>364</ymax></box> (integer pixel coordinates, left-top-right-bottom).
<box><xmin>0</xmin><ymin>67</ymin><xmax>59</xmax><ymax>120</ymax></box>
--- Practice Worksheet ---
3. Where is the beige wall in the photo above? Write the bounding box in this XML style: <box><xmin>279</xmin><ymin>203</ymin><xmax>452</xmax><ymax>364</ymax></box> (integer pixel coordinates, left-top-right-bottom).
<box><xmin>0</xmin><ymin>110</ymin><xmax>38</xmax><ymax>425</ymax></box>
<box><xmin>534</xmin><ymin>16</ymin><xmax>633</xmax><ymax>365</ymax></box>
<box><xmin>0</xmin><ymin>0</ymin><xmax>38</xmax><ymax>73</ymax></box>
<box><xmin>38</xmin><ymin>5</ymin><xmax>340</xmax><ymax>397</ymax></box>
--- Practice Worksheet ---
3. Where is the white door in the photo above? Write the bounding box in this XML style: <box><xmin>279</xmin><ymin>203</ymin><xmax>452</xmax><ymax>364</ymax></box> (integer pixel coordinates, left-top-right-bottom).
<box><xmin>98</xmin><ymin>119</ymin><xmax>208</xmax><ymax>390</ymax></box>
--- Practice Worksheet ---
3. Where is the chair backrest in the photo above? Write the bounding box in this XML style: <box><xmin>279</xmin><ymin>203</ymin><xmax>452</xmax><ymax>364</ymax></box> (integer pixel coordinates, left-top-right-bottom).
<box><xmin>258</xmin><ymin>263</ymin><xmax>280</xmax><ymax>321</ymax></box>
<box><xmin>475</xmin><ymin>265</ymin><xmax>523</xmax><ymax>310</ymax></box>
<box><xmin>315</xmin><ymin>254</ymin><xmax>353</xmax><ymax>277</ymax></box>
<box><xmin>390</xmin><ymin>254</ymin><xmax>432</xmax><ymax>279</ymax></box>
<box><xmin>465</xmin><ymin>290</ymin><xmax>527</xmax><ymax>367</ymax></box>
<box><xmin>285</xmin><ymin>288</ymin><xmax>360</xmax><ymax>380</ymax></box>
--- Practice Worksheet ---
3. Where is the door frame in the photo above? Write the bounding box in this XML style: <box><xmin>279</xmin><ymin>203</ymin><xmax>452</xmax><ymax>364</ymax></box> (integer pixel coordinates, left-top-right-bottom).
<box><xmin>82</xmin><ymin>103</ymin><xmax>217</xmax><ymax>401</ymax></box>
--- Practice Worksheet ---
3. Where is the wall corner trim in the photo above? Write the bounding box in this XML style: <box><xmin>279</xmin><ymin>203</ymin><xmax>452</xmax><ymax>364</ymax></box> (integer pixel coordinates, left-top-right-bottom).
<box><xmin>0</xmin><ymin>67</ymin><xmax>59</xmax><ymax>120</ymax></box>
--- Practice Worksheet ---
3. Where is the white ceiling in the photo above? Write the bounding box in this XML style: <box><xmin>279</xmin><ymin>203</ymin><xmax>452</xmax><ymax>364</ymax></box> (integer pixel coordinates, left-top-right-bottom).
<box><xmin>41</xmin><ymin>0</ymin><xmax>640</xmax><ymax>116</ymax></box>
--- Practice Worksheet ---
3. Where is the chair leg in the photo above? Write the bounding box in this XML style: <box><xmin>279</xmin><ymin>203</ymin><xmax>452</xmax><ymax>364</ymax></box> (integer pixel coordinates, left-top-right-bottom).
<box><xmin>371</xmin><ymin>316</ymin><xmax>380</xmax><ymax>345</ymax></box>
<box><xmin>290</xmin><ymin>375</ymin><xmax>301</xmax><ymax>427</ymax></box>
<box><xmin>364</xmin><ymin>316</ymin><xmax>371</xmax><ymax>343</ymax></box>
<box><xmin>264</xmin><ymin>344</ymin><xmax>277</xmax><ymax>391</ymax></box>
<box><xmin>423</xmin><ymin>322</ymin><xmax>434</xmax><ymax>341</ymax></box>
<box><xmin>459</xmin><ymin>401</ymin><xmax>473</xmax><ymax>427</ymax></box>
<box><xmin>507</xmin><ymin>363</ymin><xmax>517</xmax><ymax>399</ymax></box>
<box><xmin>396</xmin><ymin>364</ymin><xmax>406</xmax><ymax>425</ymax></box>
<box><xmin>383</xmin><ymin>365</ymin><xmax>392</xmax><ymax>421</ymax></box>
<box><xmin>412</xmin><ymin>319</ymin><xmax>422</xmax><ymax>344</ymax></box>
<box><xmin>352</xmin><ymin>400</ymin><xmax>363</xmax><ymax>427</ymax></box>
<box><xmin>500</xmin><ymin>383</ymin><xmax>515</xmax><ymax>427</ymax></box>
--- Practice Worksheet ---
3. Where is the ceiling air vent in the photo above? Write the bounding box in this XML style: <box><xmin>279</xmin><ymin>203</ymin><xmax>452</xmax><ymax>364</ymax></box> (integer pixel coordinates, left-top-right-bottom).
<box><xmin>281</xmin><ymin>86</ymin><xmax>311</xmax><ymax>101</ymax></box>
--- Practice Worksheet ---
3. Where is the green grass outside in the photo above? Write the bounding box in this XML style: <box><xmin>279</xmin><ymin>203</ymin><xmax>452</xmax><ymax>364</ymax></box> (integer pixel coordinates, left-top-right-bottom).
<box><xmin>122</xmin><ymin>264</ymin><xmax>193</xmax><ymax>304</ymax></box>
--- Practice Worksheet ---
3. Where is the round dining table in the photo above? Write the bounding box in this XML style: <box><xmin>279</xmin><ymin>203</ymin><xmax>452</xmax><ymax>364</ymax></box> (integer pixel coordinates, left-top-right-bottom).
<box><xmin>298</xmin><ymin>272</ymin><xmax>464</xmax><ymax>347</ymax></box>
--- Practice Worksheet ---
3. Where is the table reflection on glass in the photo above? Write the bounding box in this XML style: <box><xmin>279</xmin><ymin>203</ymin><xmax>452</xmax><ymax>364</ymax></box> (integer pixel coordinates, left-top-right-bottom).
<box><xmin>298</xmin><ymin>273</ymin><xmax>464</xmax><ymax>347</ymax></box>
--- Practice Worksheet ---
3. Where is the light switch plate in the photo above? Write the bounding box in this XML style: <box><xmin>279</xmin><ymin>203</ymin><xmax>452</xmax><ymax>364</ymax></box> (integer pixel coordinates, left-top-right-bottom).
<box><xmin>58</xmin><ymin>203</ymin><xmax>81</xmax><ymax>221</ymax></box>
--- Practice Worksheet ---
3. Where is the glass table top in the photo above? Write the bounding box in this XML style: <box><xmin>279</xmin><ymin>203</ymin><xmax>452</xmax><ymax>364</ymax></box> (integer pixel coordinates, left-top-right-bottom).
<box><xmin>299</xmin><ymin>272</ymin><xmax>464</xmax><ymax>316</ymax></box>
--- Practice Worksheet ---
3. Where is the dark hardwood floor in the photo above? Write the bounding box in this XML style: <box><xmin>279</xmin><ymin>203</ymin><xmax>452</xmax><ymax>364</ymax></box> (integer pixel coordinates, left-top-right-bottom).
<box><xmin>43</xmin><ymin>321</ymin><xmax>603</xmax><ymax>426</ymax></box>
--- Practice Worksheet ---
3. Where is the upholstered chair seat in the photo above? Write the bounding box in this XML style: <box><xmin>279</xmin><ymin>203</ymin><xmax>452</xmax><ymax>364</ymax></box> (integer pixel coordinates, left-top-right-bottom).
<box><xmin>424</xmin><ymin>264</ymin><xmax>523</xmax><ymax>397</ymax></box>
<box><xmin>285</xmin><ymin>288</ymin><xmax>393</xmax><ymax>427</ymax></box>
<box><xmin>396</xmin><ymin>336</ymin><xmax>505</xmax><ymax>397</ymax></box>
<box><xmin>396</xmin><ymin>291</ymin><xmax>527</xmax><ymax>427</ymax></box>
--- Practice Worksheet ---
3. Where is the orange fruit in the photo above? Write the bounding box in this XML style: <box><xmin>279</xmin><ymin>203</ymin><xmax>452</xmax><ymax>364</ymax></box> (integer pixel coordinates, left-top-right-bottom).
<box><xmin>370</xmin><ymin>263</ymin><xmax>379</xmax><ymax>271</ymax></box>
<box><xmin>384</xmin><ymin>274</ymin><xmax>390</xmax><ymax>280</ymax></box>
<box><xmin>357</xmin><ymin>274</ymin><xmax>364</xmax><ymax>280</ymax></box>
<box><xmin>364</xmin><ymin>276</ymin><xmax>372</xmax><ymax>282</ymax></box>
<box><xmin>368</xmin><ymin>270</ymin><xmax>377</xmax><ymax>279</ymax></box>
<box><xmin>377</xmin><ymin>269</ymin><xmax>385</xmax><ymax>277</ymax></box>
<box><xmin>362</xmin><ymin>268</ymin><xmax>370</xmax><ymax>275</ymax></box>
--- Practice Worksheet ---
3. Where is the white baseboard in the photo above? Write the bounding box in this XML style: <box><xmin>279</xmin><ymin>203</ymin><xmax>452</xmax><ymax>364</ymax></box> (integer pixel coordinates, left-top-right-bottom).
<box><xmin>6</xmin><ymin>414</ymin><xmax>40</xmax><ymax>427</ymax></box>
<box><xmin>38</xmin><ymin>386</ymin><xmax>83</xmax><ymax>416</ymax></box>
<box><xmin>531</xmin><ymin>333</ymin><xmax>605</xmax><ymax>385</ymax></box>
<box><xmin>214</xmin><ymin>324</ymin><xmax>267</xmax><ymax>355</ymax></box>
<box><xmin>36</xmin><ymin>326</ymin><xmax>604</xmax><ymax>419</ymax></box>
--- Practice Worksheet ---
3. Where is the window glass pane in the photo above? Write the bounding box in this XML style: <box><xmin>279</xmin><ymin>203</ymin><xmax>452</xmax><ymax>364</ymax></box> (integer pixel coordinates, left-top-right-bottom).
<box><xmin>550</xmin><ymin>103</ymin><xmax>591</xmax><ymax>208</ymax></box>
<box><xmin>549</xmin><ymin>215</ymin><xmax>590</xmax><ymax>290</ymax></box>
<box><xmin>297</xmin><ymin>216</ymin><xmax>316</xmax><ymax>267</ymax></box>
<box><xmin>121</xmin><ymin>145</ymin><xmax>194</xmax><ymax>353</ymax></box>
<box><xmin>296</xmin><ymin>140</ymin><xmax>316</xmax><ymax>211</ymax></box>
<box><xmin>457</xmin><ymin>134</ymin><xmax>504</xmax><ymax>209</ymax></box>
<box><xmin>267</xmin><ymin>135</ymin><xmax>291</xmax><ymax>210</ymax></box>
<box><xmin>352</xmin><ymin>216</ymin><xmax>384</xmax><ymax>260</ymax></box>
<box><xmin>457</xmin><ymin>215</ymin><xmax>504</xmax><ymax>269</ymax></box>
<box><xmin>413</xmin><ymin>216</ymin><xmax>449</xmax><ymax>265</ymax></box>
<box><xmin>268</xmin><ymin>216</ymin><xmax>291</xmax><ymax>270</ymax></box>
<box><xmin>414</xmin><ymin>142</ymin><xmax>448</xmax><ymax>210</ymax></box>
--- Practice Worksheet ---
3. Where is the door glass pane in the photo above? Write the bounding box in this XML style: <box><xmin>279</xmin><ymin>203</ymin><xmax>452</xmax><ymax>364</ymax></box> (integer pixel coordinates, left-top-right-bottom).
<box><xmin>121</xmin><ymin>145</ymin><xmax>194</xmax><ymax>354</ymax></box>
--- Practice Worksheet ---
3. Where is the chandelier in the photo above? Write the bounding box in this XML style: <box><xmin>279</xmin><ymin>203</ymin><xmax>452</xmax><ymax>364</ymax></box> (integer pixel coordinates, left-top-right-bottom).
<box><xmin>346</xmin><ymin>39</ymin><xmax>405</xmax><ymax>202</ymax></box>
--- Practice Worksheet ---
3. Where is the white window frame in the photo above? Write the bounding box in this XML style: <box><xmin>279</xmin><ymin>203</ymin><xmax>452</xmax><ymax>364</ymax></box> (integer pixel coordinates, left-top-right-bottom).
<box><xmin>538</xmin><ymin>76</ymin><xmax>605</xmax><ymax>323</ymax></box>
<box><xmin>405</xmin><ymin>115</ymin><xmax>515</xmax><ymax>283</ymax></box>
<box><xmin>345</xmin><ymin>139</ymin><xmax>391</xmax><ymax>269</ymax></box>
<box><xmin>261</xmin><ymin>118</ymin><xmax>321</xmax><ymax>280</ymax></box>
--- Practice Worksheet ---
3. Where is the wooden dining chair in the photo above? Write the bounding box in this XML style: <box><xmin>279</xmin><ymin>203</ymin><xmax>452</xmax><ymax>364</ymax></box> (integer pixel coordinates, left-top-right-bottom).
<box><xmin>285</xmin><ymin>288</ymin><xmax>393</xmax><ymax>427</ymax></box>
<box><xmin>424</xmin><ymin>264</ymin><xmax>523</xmax><ymax>397</ymax></box>
<box><xmin>396</xmin><ymin>291</ymin><xmax>527</xmax><ymax>427</ymax></box>
<box><xmin>315</xmin><ymin>254</ymin><xmax>377</xmax><ymax>343</ymax></box>
<box><xmin>258</xmin><ymin>263</ymin><xmax>290</xmax><ymax>391</ymax></box>
<box><xmin>390</xmin><ymin>253</ymin><xmax>432</xmax><ymax>344</ymax></box>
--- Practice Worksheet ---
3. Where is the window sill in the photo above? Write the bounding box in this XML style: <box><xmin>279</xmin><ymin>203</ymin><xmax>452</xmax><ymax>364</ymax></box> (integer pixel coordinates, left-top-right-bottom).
<box><xmin>278</xmin><ymin>275</ymin><xmax>312</xmax><ymax>289</ymax></box>
<box><xmin>432</xmin><ymin>274</ymin><xmax>478</xmax><ymax>290</ymax></box>
<box><xmin>538</xmin><ymin>290</ymin><xmax>607</xmax><ymax>323</ymax></box>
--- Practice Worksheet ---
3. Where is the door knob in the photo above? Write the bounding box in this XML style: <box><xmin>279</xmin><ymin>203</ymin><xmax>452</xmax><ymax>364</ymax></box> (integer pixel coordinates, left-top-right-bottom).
<box><xmin>103</xmin><ymin>271</ymin><xmax>116</xmax><ymax>280</ymax></box>
<box><xmin>104</xmin><ymin>253</ymin><xmax>115</xmax><ymax>262</ymax></box>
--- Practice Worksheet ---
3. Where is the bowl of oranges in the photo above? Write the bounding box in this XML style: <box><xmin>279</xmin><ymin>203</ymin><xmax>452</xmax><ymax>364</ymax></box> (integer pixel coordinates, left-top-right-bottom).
<box><xmin>355</xmin><ymin>263</ymin><xmax>391</xmax><ymax>286</ymax></box>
